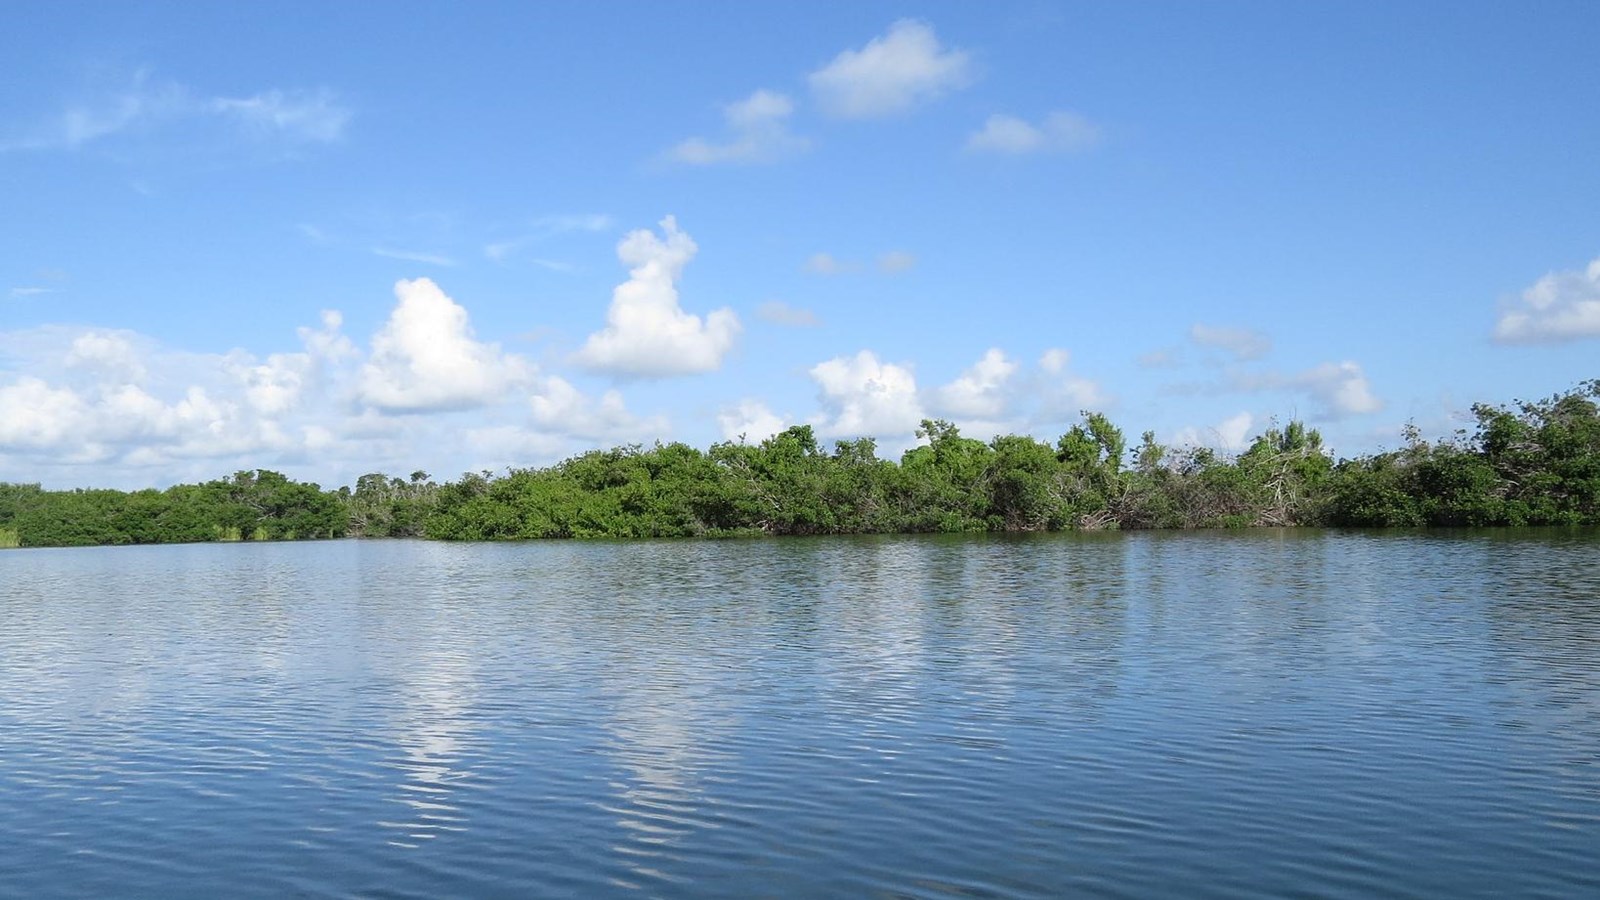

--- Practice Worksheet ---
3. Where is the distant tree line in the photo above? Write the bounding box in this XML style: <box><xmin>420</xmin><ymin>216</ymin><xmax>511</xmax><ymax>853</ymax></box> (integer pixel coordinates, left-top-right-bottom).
<box><xmin>1</xmin><ymin>380</ymin><xmax>1596</xmax><ymax>548</ymax></box>
<box><xmin>0</xmin><ymin>470</ymin><xmax>346</xmax><ymax>547</ymax></box>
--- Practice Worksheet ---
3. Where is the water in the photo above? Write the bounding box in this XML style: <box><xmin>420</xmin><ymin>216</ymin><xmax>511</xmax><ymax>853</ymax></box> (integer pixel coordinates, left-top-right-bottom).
<box><xmin>1</xmin><ymin>530</ymin><xmax>1597</xmax><ymax>898</ymax></box>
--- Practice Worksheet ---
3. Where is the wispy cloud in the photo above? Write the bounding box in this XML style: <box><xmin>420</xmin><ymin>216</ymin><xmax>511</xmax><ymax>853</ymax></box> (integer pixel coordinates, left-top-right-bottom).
<box><xmin>757</xmin><ymin>300</ymin><xmax>821</xmax><ymax>327</ymax></box>
<box><xmin>372</xmin><ymin>248</ymin><xmax>456</xmax><ymax>267</ymax></box>
<box><xmin>806</xmin><ymin>251</ymin><xmax>914</xmax><ymax>276</ymax></box>
<box><xmin>484</xmin><ymin>213</ymin><xmax>612</xmax><ymax>262</ymax></box>
<box><xmin>209</xmin><ymin>88</ymin><xmax>349</xmax><ymax>144</ymax></box>
<box><xmin>529</xmin><ymin>259</ymin><xmax>576</xmax><ymax>273</ymax></box>
<box><xmin>877</xmin><ymin>250</ymin><xmax>916</xmax><ymax>274</ymax></box>
<box><xmin>297</xmin><ymin>223</ymin><xmax>334</xmax><ymax>245</ymax></box>
<box><xmin>804</xmin><ymin>252</ymin><xmax>857</xmax><ymax>275</ymax></box>
<box><xmin>9</xmin><ymin>287</ymin><xmax>56</xmax><ymax>299</ymax></box>
<box><xmin>1</xmin><ymin>70</ymin><xmax>350</xmax><ymax>154</ymax></box>
<box><xmin>1190</xmin><ymin>324</ymin><xmax>1272</xmax><ymax>361</ymax></box>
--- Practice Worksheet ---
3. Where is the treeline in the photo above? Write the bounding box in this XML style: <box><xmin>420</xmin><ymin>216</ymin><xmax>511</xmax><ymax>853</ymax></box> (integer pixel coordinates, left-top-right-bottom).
<box><xmin>1</xmin><ymin>381</ymin><xmax>1596</xmax><ymax>548</ymax></box>
<box><xmin>0</xmin><ymin>470</ymin><xmax>346</xmax><ymax>548</ymax></box>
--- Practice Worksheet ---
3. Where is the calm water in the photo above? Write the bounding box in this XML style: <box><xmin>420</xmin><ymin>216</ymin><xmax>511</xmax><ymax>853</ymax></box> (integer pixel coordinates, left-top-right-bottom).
<box><xmin>2</xmin><ymin>531</ymin><xmax>1598</xmax><ymax>898</ymax></box>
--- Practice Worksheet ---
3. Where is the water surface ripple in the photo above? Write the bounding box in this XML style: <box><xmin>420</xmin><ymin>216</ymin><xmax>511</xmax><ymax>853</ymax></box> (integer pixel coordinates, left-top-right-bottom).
<box><xmin>2</xmin><ymin>530</ymin><xmax>1598</xmax><ymax>897</ymax></box>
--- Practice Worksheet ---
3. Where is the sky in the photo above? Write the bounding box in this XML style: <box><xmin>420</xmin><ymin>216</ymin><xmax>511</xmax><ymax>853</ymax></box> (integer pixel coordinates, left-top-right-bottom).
<box><xmin>3</xmin><ymin>1</ymin><xmax>1598</xmax><ymax>489</ymax></box>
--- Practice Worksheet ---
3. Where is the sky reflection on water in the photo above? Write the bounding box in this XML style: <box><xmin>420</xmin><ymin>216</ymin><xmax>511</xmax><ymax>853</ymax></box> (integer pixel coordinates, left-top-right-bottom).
<box><xmin>2</xmin><ymin>530</ymin><xmax>1598</xmax><ymax>898</ymax></box>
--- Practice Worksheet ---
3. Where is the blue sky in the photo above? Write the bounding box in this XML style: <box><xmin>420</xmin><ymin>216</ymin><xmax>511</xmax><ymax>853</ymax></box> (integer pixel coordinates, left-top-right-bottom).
<box><xmin>3</xmin><ymin>1</ymin><xmax>1598</xmax><ymax>488</ymax></box>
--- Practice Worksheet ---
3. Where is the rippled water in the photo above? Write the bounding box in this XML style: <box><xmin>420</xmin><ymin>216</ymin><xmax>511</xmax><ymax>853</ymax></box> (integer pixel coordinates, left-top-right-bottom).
<box><xmin>2</xmin><ymin>531</ymin><xmax>1598</xmax><ymax>898</ymax></box>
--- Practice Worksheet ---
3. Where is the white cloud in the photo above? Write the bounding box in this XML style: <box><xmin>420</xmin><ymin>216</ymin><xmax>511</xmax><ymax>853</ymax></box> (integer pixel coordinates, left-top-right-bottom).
<box><xmin>757</xmin><ymin>300</ymin><xmax>821</xmax><ymax>327</ymax></box>
<box><xmin>458</xmin><ymin>425</ymin><xmax>569</xmax><ymax>469</ymax></box>
<box><xmin>1035</xmin><ymin>348</ymin><xmax>1111</xmax><ymax>420</ymax></box>
<box><xmin>229</xmin><ymin>350</ymin><xmax>311</xmax><ymax>416</ymax></box>
<box><xmin>372</xmin><ymin>247</ymin><xmax>456</xmax><ymax>267</ymax></box>
<box><xmin>809</xmin><ymin>20</ymin><xmax>973</xmax><ymax>119</ymax></box>
<box><xmin>0</xmin><ymin>378</ymin><xmax>92</xmax><ymax>450</ymax></box>
<box><xmin>718</xmin><ymin>400</ymin><xmax>788</xmax><ymax>443</ymax></box>
<box><xmin>1137</xmin><ymin>347</ymin><xmax>1180</xmax><ymax>368</ymax></box>
<box><xmin>1</xmin><ymin>71</ymin><xmax>186</xmax><ymax>151</ymax></box>
<box><xmin>0</xmin><ymin>306</ymin><xmax>516</xmax><ymax>487</ymax></box>
<box><xmin>358</xmin><ymin>278</ymin><xmax>531</xmax><ymax>412</ymax></box>
<box><xmin>209</xmin><ymin>88</ymin><xmax>349</xmax><ymax>143</ymax></box>
<box><xmin>1492</xmin><ymin>257</ymin><xmax>1600</xmax><ymax>344</ymax></box>
<box><xmin>877</xmin><ymin>251</ymin><xmax>917</xmax><ymax>274</ymax></box>
<box><xmin>65</xmin><ymin>331</ymin><xmax>148</xmax><ymax>382</ymax></box>
<box><xmin>921</xmin><ymin>347</ymin><xmax>1109</xmax><ymax>439</ymax></box>
<box><xmin>933</xmin><ymin>348</ymin><xmax>1017</xmax><ymax>419</ymax></box>
<box><xmin>0</xmin><ymin>366</ymin><xmax>293</xmax><ymax>467</ymax></box>
<box><xmin>669</xmin><ymin>89</ymin><xmax>810</xmax><ymax>165</ymax></box>
<box><xmin>574</xmin><ymin>216</ymin><xmax>740</xmax><ymax>377</ymax></box>
<box><xmin>966</xmin><ymin>111</ymin><xmax>1101</xmax><ymax>155</ymax></box>
<box><xmin>804</xmin><ymin>252</ymin><xmax>856</xmax><ymax>275</ymax></box>
<box><xmin>529</xmin><ymin>375</ymin><xmax>666</xmax><ymax>443</ymax></box>
<box><xmin>1297</xmin><ymin>362</ymin><xmax>1382</xmax><ymax>416</ymax></box>
<box><xmin>1</xmin><ymin>71</ymin><xmax>349</xmax><ymax>153</ymax></box>
<box><xmin>1217</xmin><ymin>412</ymin><xmax>1255</xmax><ymax>449</ymax></box>
<box><xmin>1231</xmin><ymin>361</ymin><xmax>1382</xmax><ymax>418</ymax></box>
<box><xmin>1190</xmin><ymin>323</ymin><xmax>1272</xmax><ymax>361</ymax></box>
<box><xmin>806</xmin><ymin>251</ymin><xmax>913</xmax><ymax>276</ymax></box>
<box><xmin>9</xmin><ymin>287</ymin><xmax>55</xmax><ymax>299</ymax></box>
<box><xmin>484</xmin><ymin>213</ymin><xmax>612</xmax><ymax>262</ymax></box>
<box><xmin>809</xmin><ymin>350</ymin><xmax>923</xmax><ymax>437</ymax></box>
<box><xmin>1172</xmin><ymin>412</ymin><xmax>1255</xmax><ymax>450</ymax></box>
<box><xmin>297</xmin><ymin>310</ymin><xmax>358</xmax><ymax>363</ymax></box>
<box><xmin>527</xmin><ymin>258</ymin><xmax>576</xmax><ymax>273</ymax></box>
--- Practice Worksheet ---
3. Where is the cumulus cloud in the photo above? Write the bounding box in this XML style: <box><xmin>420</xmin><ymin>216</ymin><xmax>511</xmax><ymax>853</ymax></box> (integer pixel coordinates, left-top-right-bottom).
<box><xmin>0</xmin><ymin>311</ymin><xmax>473</xmax><ymax>487</ymax></box>
<box><xmin>0</xmin><ymin>378</ymin><xmax>93</xmax><ymax>451</ymax></box>
<box><xmin>809</xmin><ymin>350</ymin><xmax>924</xmax><ymax>437</ymax></box>
<box><xmin>808</xmin><ymin>20</ymin><xmax>973</xmax><ymax>119</ymax></box>
<box><xmin>1190</xmin><ymin>323</ymin><xmax>1272</xmax><ymax>361</ymax></box>
<box><xmin>1172</xmin><ymin>412</ymin><xmax>1255</xmax><ymax>450</ymax></box>
<box><xmin>933</xmin><ymin>348</ymin><xmax>1017</xmax><ymax>420</ymax></box>
<box><xmin>1035</xmin><ymin>348</ymin><xmax>1111</xmax><ymax>421</ymax></box>
<box><xmin>965</xmin><ymin>111</ymin><xmax>1101</xmax><ymax>155</ymax></box>
<box><xmin>921</xmin><ymin>347</ymin><xmax>1109</xmax><ymax>439</ymax></box>
<box><xmin>1232</xmin><ymin>361</ymin><xmax>1382</xmax><ymax>418</ymax></box>
<box><xmin>358</xmin><ymin>278</ymin><xmax>531</xmax><ymax>412</ymax></box>
<box><xmin>718</xmin><ymin>399</ymin><xmax>788</xmax><ymax>443</ymax></box>
<box><xmin>669</xmin><ymin>90</ymin><xmax>810</xmax><ymax>165</ymax></box>
<box><xmin>575</xmin><ymin>216</ymin><xmax>740</xmax><ymax>377</ymax></box>
<box><xmin>0</xmin><ymin>366</ymin><xmax>294</xmax><ymax>468</ymax></box>
<box><xmin>66</xmin><ymin>331</ymin><xmax>149</xmax><ymax>382</ymax></box>
<box><xmin>1295</xmin><ymin>362</ymin><xmax>1382</xmax><ymax>416</ymax></box>
<box><xmin>1492</xmin><ymin>256</ymin><xmax>1600</xmax><ymax>344</ymax></box>
<box><xmin>757</xmin><ymin>300</ymin><xmax>821</xmax><ymax>327</ymax></box>
<box><xmin>529</xmin><ymin>375</ymin><xmax>666</xmax><ymax>443</ymax></box>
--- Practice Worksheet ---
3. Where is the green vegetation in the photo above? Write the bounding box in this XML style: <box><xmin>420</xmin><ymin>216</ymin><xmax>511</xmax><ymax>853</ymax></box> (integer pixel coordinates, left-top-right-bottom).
<box><xmin>2</xmin><ymin>381</ymin><xmax>1596</xmax><ymax>548</ymax></box>
<box><xmin>0</xmin><ymin>471</ymin><xmax>345</xmax><ymax>548</ymax></box>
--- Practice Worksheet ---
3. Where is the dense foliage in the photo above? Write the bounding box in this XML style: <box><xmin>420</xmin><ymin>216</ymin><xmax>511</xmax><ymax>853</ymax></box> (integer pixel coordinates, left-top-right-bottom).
<box><xmin>0</xmin><ymin>470</ymin><xmax>345</xmax><ymax>547</ymax></box>
<box><xmin>2</xmin><ymin>381</ymin><xmax>1596</xmax><ymax>547</ymax></box>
